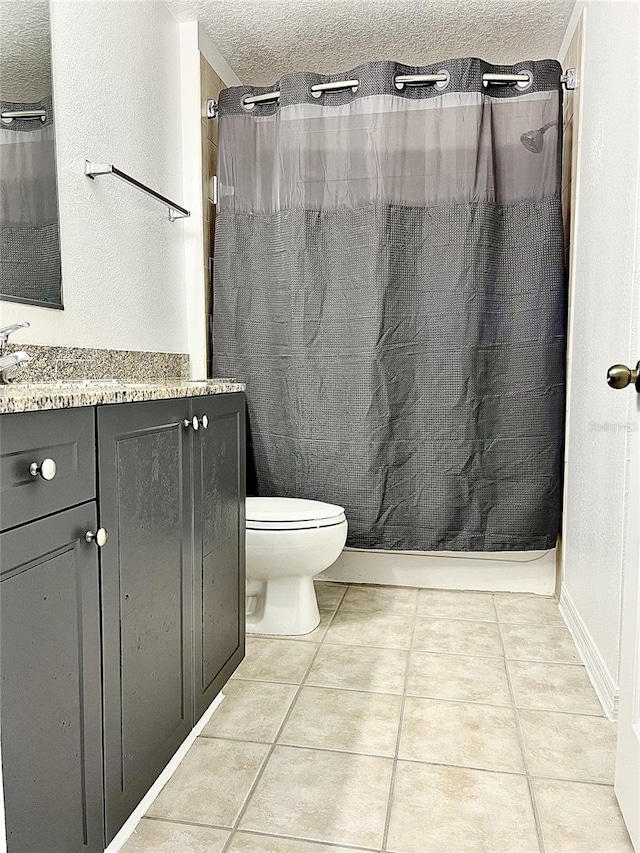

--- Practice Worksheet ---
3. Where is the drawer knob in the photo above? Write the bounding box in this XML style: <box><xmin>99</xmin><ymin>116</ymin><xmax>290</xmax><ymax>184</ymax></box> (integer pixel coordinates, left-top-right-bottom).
<box><xmin>85</xmin><ymin>528</ymin><xmax>108</xmax><ymax>547</ymax></box>
<box><xmin>182</xmin><ymin>416</ymin><xmax>200</xmax><ymax>430</ymax></box>
<box><xmin>29</xmin><ymin>458</ymin><xmax>57</xmax><ymax>480</ymax></box>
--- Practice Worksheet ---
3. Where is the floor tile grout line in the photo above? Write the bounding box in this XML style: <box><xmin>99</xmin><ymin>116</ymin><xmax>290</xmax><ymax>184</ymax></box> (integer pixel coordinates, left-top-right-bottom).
<box><xmin>144</xmin><ymin>814</ymin><xmax>382</xmax><ymax>852</ymax></box>
<box><xmin>504</xmin><ymin>656</ymin><xmax>592</xmax><ymax>669</ymax></box>
<box><xmin>200</xmin><ymin>737</ymin><xmax>392</xmax><ymax>764</ymax></box>
<box><xmin>400</xmin><ymin>695</ymin><xmax>605</xmax><ymax>717</ymax></box>
<box><xmin>409</xmin><ymin>646</ymin><xmax>584</xmax><ymax>665</ymax></box>
<box><xmin>219</xmin><ymin>679</ymin><xmax>606</xmax><ymax>717</ymax></box>
<box><xmin>417</xmin><ymin>613</ymin><xmax>565</xmax><ymax>626</ymax></box>
<box><xmin>219</xmin><ymin>594</ymin><xmax>343</xmax><ymax>853</ymax></box>
<box><xmin>192</xmin><ymin>729</ymin><xmax>619</xmax><ymax>787</ymax></box>
<box><xmin>380</xmin><ymin>587</ymin><xmax>421</xmax><ymax>853</ymax></box>
<box><xmin>320</xmin><ymin>640</ymin><xmax>423</xmax><ymax>652</ymax></box>
<box><xmin>317</xmin><ymin>636</ymin><xmax>581</xmax><ymax>663</ymax></box>
<box><xmin>340</xmin><ymin>608</ymin><xmax>422</xmax><ymax>616</ymax></box>
<box><xmin>142</xmin><ymin>814</ymin><xmax>232</xmax><ymax>832</ymax></box>
<box><xmin>339</xmin><ymin>583</ymin><xmax>552</xmax><ymax>598</ymax></box>
<box><xmin>232</xmin><ymin>675</ymin><xmax>406</xmax><ymax>696</ymax></box>
<box><xmin>228</xmin><ymin>825</ymin><xmax>381</xmax><ymax>851</ymax></box>
<box><xmin>325</xmin><ymin>581</ymin><xmax>348</xmax><ymax>614</ymax></box>
<box><xmin>235</xmin><ymin>649</ymin><xmax>585</xmax><ymax>665</ymax></box>
<box><xmin>492</xmin><ymin>593</ymin><xmax>547</xmax><ymax>853</ymax></box>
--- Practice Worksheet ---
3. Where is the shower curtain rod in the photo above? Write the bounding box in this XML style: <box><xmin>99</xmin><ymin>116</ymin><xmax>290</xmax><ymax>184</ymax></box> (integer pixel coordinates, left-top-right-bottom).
<box><xmin>208</xmin><ymin>68</ymin><xmax>576</xmax><ymax>115</ymax></box>
<box><xmin>1</xmin><ymin>109</ymin><xmax>47</xmax><ymax>125</ymax></box>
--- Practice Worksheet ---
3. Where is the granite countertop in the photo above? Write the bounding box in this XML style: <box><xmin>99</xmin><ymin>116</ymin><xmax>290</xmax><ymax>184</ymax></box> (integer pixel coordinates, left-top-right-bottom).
<box><xmin>0</xmin><ymin>379</ymin><xmax>246</xmax><ymax>414</ymax></box>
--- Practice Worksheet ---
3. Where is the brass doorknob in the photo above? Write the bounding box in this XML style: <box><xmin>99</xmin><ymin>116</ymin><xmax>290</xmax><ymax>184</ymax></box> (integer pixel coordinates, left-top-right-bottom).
<box><xmin>607</xmin><ymin>361</ymin><xmax>640</xmax><ymax>391</ymax></box>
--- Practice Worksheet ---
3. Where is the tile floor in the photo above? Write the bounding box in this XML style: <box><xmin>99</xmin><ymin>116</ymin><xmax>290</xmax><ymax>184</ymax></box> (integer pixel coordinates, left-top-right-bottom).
<box><xmin>122</xmin><ymin>583</ymin><xmax>633</xmax><ymax>853</ymax></box>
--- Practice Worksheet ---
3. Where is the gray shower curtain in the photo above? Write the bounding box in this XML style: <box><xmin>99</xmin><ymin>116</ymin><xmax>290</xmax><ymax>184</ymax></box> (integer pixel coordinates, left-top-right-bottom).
<box><xmin>213</xmin><ymin>58</ymin><xmax>566</xmax><ymax>552</ymax></box>
<box><xmin>0</xmin><ymin>96</ymin><xmax>61</xmax><ymax>305</ymax></box>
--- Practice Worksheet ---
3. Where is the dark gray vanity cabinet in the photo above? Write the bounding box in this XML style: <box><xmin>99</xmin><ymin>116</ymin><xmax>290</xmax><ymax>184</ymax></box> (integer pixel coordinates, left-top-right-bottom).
<box><xmin>192</xmin><ymin>393</ymin><xmax>246</xmax><ymax>721</ymax></box>
<box><xmin>97</xmin><ymin>391</ymin><xmax>246</xmax><ymax>842</ymax></box>
<box><xmin>1</xmin><ymin>391</ymin><xmax>246</xmax><ymax>851</ymax></box>
<box><xmin>0</xmin><ymin>503</ymin><xmax>104</xmax><ymax>853</ymax></box>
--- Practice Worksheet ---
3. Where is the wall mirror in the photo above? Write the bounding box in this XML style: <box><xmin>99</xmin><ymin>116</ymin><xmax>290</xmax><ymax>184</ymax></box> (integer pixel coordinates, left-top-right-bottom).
<box><xmin>0</xmin><ymin>0</ymin><xmax>63</xmax><ymax>308</ymax></box>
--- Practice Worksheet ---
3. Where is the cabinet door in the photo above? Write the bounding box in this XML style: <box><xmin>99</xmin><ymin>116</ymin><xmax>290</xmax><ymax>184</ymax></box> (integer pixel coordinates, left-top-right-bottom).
<box><xmin>191</xmin><ymin>393</ymin><xmax>246</xmax><ymax>721</ymax></box>
<box><xmin>0</xmin><ymin>504</ymin><xmax>103</xmax><ymax>853</ymax></box>
<box><xmin>97</xmin><ymin>400</ymin><xmax>193</xmax><ymax>842</ymax></box>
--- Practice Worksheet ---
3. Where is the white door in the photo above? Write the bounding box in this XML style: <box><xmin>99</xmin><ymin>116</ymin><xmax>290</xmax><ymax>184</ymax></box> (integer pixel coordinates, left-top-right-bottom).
<box><xmin>613</xmin><ymin>190</ymin><xmax>640</xmax><ymax>847</ymax></box>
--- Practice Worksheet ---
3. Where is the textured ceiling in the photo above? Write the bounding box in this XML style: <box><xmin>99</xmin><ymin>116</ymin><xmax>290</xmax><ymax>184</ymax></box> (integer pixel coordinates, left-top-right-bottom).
<box><xmin>165</xmin><ymin>0</ymin><xmax>575</xmax><ymax>85</ymax></box>
<box><xmin>0</xmin><ymin>0</ymin><xmax>52</xmax><ymax>101</ymax></box>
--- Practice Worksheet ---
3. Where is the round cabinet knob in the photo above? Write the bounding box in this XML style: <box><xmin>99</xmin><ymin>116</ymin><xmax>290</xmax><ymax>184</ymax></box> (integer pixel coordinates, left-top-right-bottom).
<box><xmin>607</xmin><ymin>361</ymin><xmax>640</xmax><ymax>391</ymax></box>
<box><xmin>85</xmin><ymin>528</ymin><xmax>108</xmax><ymax>547</ymax></box>
<box><xmin>29</xmin><ymin>458</ymin><xmax>57</xmax><ymax>480</ymax></box>
<box><xmin>201</xmin><ymin>415</ymin><xmax>209</xmax><ymax>429</ymax></box>
<box><xmin>182</xmin><ymin>416</ymin><xmax>200</xmax><ymax>430</ymax></box>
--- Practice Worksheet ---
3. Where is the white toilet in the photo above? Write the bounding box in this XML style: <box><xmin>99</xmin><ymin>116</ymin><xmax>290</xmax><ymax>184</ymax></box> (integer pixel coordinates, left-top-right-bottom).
<box><xmin>245</xmin><ymin>497</ymin><xmax>348</xmax><ymax>636</ymax></box>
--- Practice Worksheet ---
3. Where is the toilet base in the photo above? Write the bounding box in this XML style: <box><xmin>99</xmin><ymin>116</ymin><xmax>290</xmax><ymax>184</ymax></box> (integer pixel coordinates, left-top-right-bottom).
<box><xmin>246</xmin><ymin>574</ymin><xmax>320</xmax><ymax>636</ymax></box>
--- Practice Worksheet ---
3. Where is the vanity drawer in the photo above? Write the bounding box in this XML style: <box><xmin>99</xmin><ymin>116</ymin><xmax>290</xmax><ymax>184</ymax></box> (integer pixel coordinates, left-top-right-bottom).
<box><xmin>0</xmin><ymin>407</ymin><xmax>96</xmax><ymax>531</ymax></box>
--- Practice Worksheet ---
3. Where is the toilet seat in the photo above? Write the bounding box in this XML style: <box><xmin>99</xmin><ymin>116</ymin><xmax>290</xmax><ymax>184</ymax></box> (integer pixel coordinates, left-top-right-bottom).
<box><xmin>246</xmin><ymin>497</ymin><xmax>346</xmax><ymax>531</ymax></box>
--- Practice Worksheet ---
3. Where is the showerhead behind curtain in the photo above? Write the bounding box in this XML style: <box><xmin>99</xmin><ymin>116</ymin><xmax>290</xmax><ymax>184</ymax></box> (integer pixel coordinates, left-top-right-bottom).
<box><xmin>213</xmin><ymin>58</ymin><xmax>566</xmax><ymax>552</ymax></box>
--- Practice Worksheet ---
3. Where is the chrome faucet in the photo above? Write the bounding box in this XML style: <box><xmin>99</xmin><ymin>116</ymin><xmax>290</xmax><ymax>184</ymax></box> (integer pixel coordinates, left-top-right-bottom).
<box><xmin>0</xmin><ymin>322</ymin><xmax>31</xmax><ymax>383</ymax></box>
<box><xmin>0</xmin><ymin>321</ymin><xmax>30</xmax><ymax>353</ymax></box>
<box><xmin>0</xmin><ymin>351</ymin><xmax>32</xmax><ymax>383</ymax></box>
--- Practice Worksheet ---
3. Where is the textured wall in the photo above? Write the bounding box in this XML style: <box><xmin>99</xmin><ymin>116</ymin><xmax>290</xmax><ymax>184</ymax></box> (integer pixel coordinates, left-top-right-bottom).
<box><xmin>0</xmin><ymin>0</ymin><xmax>52</xmax><ymax>100</ymax></box>
<box><xmin>177</xmin><ymin>22</ymin><xmax>235</xmax><ymax>379</ymax></box>
<box><xmin>561</xmin><ymin>0</ymin><xmax>640</xmax><ymax>691</ymax></box>
<box><xmin>0</xmin><ymin>0</ymin><xmax>189</xmax><ymax>355</ymax></box>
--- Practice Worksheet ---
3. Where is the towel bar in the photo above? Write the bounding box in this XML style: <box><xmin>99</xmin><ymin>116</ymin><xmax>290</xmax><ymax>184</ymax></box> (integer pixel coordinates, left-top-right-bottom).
<box><xmin>84</xmin><ymin>160</ymin><xmax>190</xmax><ymax>221</ymax></box>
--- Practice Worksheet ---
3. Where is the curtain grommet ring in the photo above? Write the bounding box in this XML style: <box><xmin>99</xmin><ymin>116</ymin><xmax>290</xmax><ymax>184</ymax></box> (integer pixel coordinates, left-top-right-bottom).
<box><xmin>435</xmin><ymin>70</ymin><xmax>450</xmax><ymax>90</ymax></box>
<box><xmin>516</xmin><ymin>70</ymin><xmax>534</xmax><ymax>90</ymax></box>
<box><xmin>241</xmin><ymin>96</ymin><xmax>256</xmax><ymax>111</ymax></box>
<box><xmin>309</xmin><ymin>81</ymin><xmax>360</xmax><ymax>99</ymax></box>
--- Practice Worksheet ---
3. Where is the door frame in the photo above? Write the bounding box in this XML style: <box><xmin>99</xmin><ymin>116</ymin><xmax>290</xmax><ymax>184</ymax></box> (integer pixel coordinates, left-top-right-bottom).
<box><xmin>614</xmin><ymin>141</ymin><xmax>640</xmax><ymax>849</ymax></box>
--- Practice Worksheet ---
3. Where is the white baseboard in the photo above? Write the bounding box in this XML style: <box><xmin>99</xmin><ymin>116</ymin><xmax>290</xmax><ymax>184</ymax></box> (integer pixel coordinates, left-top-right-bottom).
<box><xmin>105</xmin><ymin>691</ymin><xmax>226</xmax><ymax>852</ymax></box>
<box><xmin>319</xmin><ymin>546</ymin><xmax>556</xmax><ymax>594</ymax></box>
<box><xmin>559</xmin><ymin>584</ymin><xmax>619</xmax><ymax>720</ymax></box>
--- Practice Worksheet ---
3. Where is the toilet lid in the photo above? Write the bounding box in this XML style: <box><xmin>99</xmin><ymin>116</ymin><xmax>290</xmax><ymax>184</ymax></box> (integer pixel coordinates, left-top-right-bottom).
<box><xmin>246</xmin><ymin>497</ymin><xmax>345</xmax><ymax>524</ymax></box>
